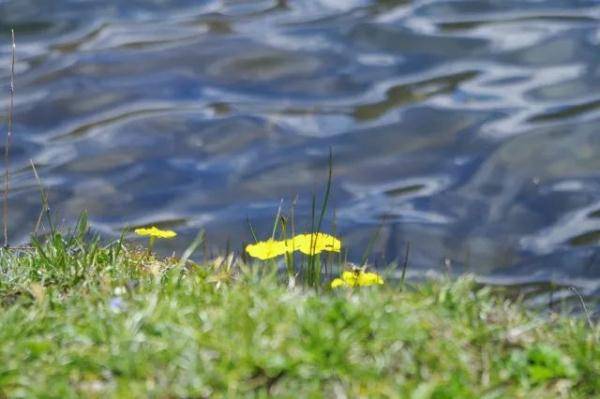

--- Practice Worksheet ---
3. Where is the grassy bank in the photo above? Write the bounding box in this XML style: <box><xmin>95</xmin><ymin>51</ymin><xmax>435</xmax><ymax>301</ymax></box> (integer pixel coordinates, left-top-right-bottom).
<box><xmin>0</xmin><ymin>226</ymin><xmax>598</xmax><ymax>398</ymax></box>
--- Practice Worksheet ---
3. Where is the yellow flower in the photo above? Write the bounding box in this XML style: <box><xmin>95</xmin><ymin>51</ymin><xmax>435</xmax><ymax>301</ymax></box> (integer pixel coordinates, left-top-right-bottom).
<box><xmin>245</xmin><ymin>239</ymin><xmax>287</xmax><ymax>260</ymax></box>
<box><xmin>330</xmin><ymin>278</ymin><xmax>347</xmax><ymax>288</ymax></box>
<box><xmin>245</xmin><ymin>232</ymin><xmax>341</xmax><ymax>260</ymax></box>
<box><xmin>292</xmin><ymin>233</ymin><xmax>341</xmax><ymax>255</ymax></box>
<box><xmin>331</xmin><ymin>269</ymin><xmax>384</xmax><ymax>288</ymax></box>
<box><xmin>134</xmin><ymin>226</ymin><xmax>177</xmax><ymax>239</ymax></box>
<box><xmin>357</xmin><ymin>271</ymin><xmax>384</xmax><ymax>286</ymax></box>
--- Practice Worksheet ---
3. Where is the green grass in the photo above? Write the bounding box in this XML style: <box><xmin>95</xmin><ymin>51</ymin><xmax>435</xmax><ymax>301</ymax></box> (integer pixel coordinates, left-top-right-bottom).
<box><xmin>0</xmin><ymin>225</ymin><xmax>598</xmax><ymax>398</ymax></box>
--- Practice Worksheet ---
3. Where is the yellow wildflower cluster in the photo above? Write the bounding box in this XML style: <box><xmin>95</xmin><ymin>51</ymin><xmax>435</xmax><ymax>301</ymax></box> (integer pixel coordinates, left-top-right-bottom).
<box><xmin>245</xmin><ymin>233</ymin><xmax>341</xmax><ymax>260</ymax></box>
<box><xmin>132</xmin><ymin>226</ymin><xmax>382</xmax><ymax>289</ymax></box>
<box><xmin>331</xmin><ymin>269</ymin><xmax>384</xmax><ymax>288</ymax></box>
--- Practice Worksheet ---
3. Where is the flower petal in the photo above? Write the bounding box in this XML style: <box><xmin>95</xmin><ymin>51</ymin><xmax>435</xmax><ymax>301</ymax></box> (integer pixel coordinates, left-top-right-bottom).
<box><xmin>357</xmin><ymin>272</ymin><xmax>384</xmax><ymax>286</ymax></box>
<box><xmin>330</xmin><ymin>278</ymin><xmax>347</xmax><ymax>288</ymax></box>
<box><xmin>245</xmin><ymin>239</ymin><xmax>287</xmax><ymax>260</ymax></box>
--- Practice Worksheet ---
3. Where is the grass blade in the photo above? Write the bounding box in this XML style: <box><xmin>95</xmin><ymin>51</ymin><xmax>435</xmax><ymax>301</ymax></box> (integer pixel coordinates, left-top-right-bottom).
<box><xmin>400</xmin><ymin>242</ymin><xmax>410</xmax><ymax>287</ymax></box>
<box><xmin>179</xmin><ymin>230</ymin><xmax>205</xmax><ymax>269</ymax></box>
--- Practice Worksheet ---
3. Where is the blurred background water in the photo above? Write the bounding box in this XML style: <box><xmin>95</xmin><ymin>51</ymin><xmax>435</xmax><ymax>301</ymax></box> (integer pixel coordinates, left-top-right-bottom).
<box><xmin>0</xmin><ymin>0</ymin><xmax>598</xmax><ymax>302</ymax></box>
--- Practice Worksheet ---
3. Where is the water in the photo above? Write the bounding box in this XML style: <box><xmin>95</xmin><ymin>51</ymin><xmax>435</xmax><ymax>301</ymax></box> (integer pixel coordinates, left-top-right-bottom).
<box><xmin>0</xmin><ymin>0</ymin><xmax>599</xmax><ymax>300</ymax></box>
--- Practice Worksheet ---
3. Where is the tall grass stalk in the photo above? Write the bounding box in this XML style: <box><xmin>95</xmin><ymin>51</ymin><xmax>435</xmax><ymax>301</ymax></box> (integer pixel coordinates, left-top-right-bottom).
<box><xmin>246</xmin><ymin>217</ymin><xmax>258</xmax><ymax>243</ymax></box>
<box><xmin>3</xmin><ymin>30</ymin><xmax>15</xmax><ymax>248</ymax></box>
<box><xmin>305</xmin><ymin>149</ymin><xmax>333</xmax><ymax>288</ymax></box>
<box><xmin>30</xmin><ymin>160</ymin><xmax>54</xmax><ymax>236</ymax></box>
<box><xmin>400</xmin><ymin>241</ymin><xmax>410</xmax><ymax>287</ymax></box>
<box><xmin>279</xmin><ymin>215</ymin><xmax>296</xmax><ymax>287</ymax></box>
<box><xmin>360</xmin><ymin>217</ymin><xmax>386</xmax><ymax>268</ymax></box>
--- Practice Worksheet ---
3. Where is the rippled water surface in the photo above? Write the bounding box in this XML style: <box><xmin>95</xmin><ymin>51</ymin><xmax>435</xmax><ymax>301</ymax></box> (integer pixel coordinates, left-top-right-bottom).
<box><xmin>1</xmin><ymin>0</ymin><xmax>599</xmax><ymax>296</ymax></box>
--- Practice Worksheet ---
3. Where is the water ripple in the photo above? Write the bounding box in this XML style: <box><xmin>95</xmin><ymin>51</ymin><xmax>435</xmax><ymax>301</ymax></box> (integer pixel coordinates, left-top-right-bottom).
<box><xmin>0</xmin><ymin>0</ymin><xmax>598</xmax><ymax>293</ymax></box>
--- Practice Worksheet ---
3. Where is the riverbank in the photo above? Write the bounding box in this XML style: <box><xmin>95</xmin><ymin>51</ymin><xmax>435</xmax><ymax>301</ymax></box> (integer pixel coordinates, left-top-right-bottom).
<box><xmin>0</xmin><ymin>226</ymin><xmax>598</xmax><ymax>398</ymax></box>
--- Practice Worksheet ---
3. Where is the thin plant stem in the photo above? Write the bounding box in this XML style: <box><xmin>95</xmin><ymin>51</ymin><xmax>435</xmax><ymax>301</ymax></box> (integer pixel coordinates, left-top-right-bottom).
<box><xmin>281</xmin><ymin>215</ymin><xmax>294</xmax><ymax>285</ymax></box>
<box><xmin>176</xmin><ymin>231</ymin><xmax>204</xmax><ymax>286</ymax></box>
<box><xmin>400</xmin><ymin>242</ymin><xmax>410</xmax><ymax>287</ymax></box>
<box><xmin>304</xmin><ymin>150</ymin><xmax>334</xmax><ymax>288</ymax></box>
<box><xmin>326</xmin><ymin>208</ymin><xmax>337</xmax><ymax>279</ymax></box>
<box><xmin>147</xmin><ymin>236</ymin><xmax>156</xmax><ymax>258</ymax></box>
<box><xmin>360</xmin><ymin>216</ymin><xmax>387</xmax><ymax>267</ymax></box>
<box><xmin>311</xmin><ymin>148</ymin><xmax>333</xmax><ymax>255</ymax></box>
<box><xmin>30</xmin><ymin>160</ymin><xmax>54</xmax><ymax>235</ymax></box>
<box><xmin>3</xmin><ymin>30</ymin><xmax>15</xmax><ymax>248</ymax></box>
<box><xmin>569</xmin><ymin>286</ymin><xmax>594</xmax><ymax>329</ymax></box>
<box><xmin>113</xmin><ymin>229</ymin><xmax>126</xmax><ymax>263</ymax></box>
<box><xmin>308</xmin><ymin>194</ymin><xmax>317</xmax><ymax>286</ymax></box>
<box><xmin>246</xmin><ymin>217</ymin><xmax>258</xmax><ymax>243</ymax></box>
<box><xmin>289</xmin><ymin>195</ymin><xmax>297</xmax><ymax>279</ymax></box>
<box><xmin>177</xmin><ymin>230</ymin><xmax>205</xmax><ymax>283</ymax></box>
<box><xmin>290</xmin><ymin>195</ymin><xmax>297</xmax><ymax>239</ymax></box>
<box><xmin>271</xmin><ymin>198</ymin><xmax>284</xmax><ymax>239</ymax></box>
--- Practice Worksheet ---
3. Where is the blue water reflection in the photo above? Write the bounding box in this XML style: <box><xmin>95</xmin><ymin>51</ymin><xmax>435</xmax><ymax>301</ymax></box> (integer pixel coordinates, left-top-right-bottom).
<box><xmin>0</xmin><ymin>0</ymin><xmax>598</xmax><ymax>300</ymax></box>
